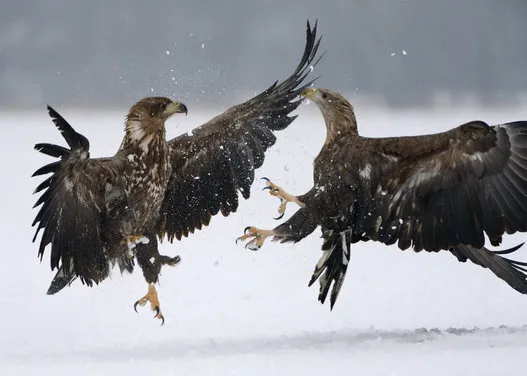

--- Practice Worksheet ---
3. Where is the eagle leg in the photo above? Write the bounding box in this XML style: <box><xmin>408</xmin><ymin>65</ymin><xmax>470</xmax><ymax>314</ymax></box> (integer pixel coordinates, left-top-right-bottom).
<box><xmin>134</xmin><ymin>282</ymin><xmax>165</xmax><ymax>325</ymax></box>
<box><xmin>236</xmin><ymin>226</ymin><xmax>275</xmax><ymax>250</ymax></box>
<box><xmin>262</xmin><ymin>177</ymin><xmax>304</xmax><ymax>219</ymax></box>
<box><xmin>125</xmin><ymin>235</ymin><xmax>150</xmax><ymax>250</ymax></box>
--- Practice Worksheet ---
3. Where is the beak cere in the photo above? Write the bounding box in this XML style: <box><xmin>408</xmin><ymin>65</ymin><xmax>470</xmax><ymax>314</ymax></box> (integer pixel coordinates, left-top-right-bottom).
<box><xmin>165</xmin><ymin>101</ymin><xmax>188</xmax><ymax>116</ymax></box>
<box><xmin>300</xmin><ymin>87</ymin><xmax>318</xmax><ymax>99</ymax></box>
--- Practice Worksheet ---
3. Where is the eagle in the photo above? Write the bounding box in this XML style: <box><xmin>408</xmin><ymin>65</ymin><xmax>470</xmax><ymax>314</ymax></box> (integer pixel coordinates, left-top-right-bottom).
<box><xmin>32</xmin><ymin>21</ymin><xmax>321</xmax><ymax>323</ymax></box>
<box><xmin>239</xmin><ymin>87</ymin><xmax>527</xmax><ymax>309</ymax></box>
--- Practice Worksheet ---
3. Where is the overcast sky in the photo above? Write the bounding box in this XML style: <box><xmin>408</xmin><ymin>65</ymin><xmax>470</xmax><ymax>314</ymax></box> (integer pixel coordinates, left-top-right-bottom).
<box><xmin>1</xmin><ymin>0</ymin><xmax>526</xmax><ymax>108</ymax></box>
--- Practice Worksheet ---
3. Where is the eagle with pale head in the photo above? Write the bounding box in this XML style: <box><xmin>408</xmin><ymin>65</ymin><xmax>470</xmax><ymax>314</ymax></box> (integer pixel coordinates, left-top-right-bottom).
<box><xmin>240</xmin><ymin>87</ymin><xmax>527</xmax><ymax>310</ymax></box>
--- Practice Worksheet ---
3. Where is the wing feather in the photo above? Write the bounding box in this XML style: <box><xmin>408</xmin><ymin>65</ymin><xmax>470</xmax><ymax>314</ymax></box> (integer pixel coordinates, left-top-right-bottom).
<box><xmin>157</xmin><ymin>21</ymin><xmax>322</xmax><ymax>241</ymax></box>
<box><xmin>307</xmin><ymin>121</ymin><xmax>527</xmax><ymax>307</ymax></box>
<box><xmin>355</xmin><ymin>121</ymin><xmax>527</xmax><ymax>252</ymax></box>
<box><xmin>32</xmin><ymin>106</ymin><xmax>121</xmax><ymax>292</ymax></box>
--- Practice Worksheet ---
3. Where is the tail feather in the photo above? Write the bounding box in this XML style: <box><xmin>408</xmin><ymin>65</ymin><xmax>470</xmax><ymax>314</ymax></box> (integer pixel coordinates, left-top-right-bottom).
<box><xmin>450</xmin><ymin>243</ymin><xmax>527</xmax><ymax>294</ymax></box>
<box><xmin>308</xmin><ymin>229</ymin><xmax>352</xmax><ymax>309</ymax></box>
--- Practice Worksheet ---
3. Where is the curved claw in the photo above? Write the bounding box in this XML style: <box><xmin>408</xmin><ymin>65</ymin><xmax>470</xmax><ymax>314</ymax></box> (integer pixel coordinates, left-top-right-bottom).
<box><xmin>235</xmin><ymin>227</ymin><xmax>251</xmax><ymax>245</ymax></box>
<box><xmin>153</xmin><ymin>306</ymin><xmax>165</xmax><ymax>325</ymax></box>
<box><xmin>274</xmin><ymin>212</ymin><xmax>285</xmax><ymax>220</ymax></box>
<box><xmin>133</xmin><ymin>301</ymin><xmax>140</xmax><ymax>313</ymax></box>
<box><xmin>261</xmin><ymin>177</ymin><xmax>270</xmax><ymax>182</ymax></box>
<box><xmin>262</xmin><ymin>186</ymin><xmax>271</xmax><ymax>191</ymax></box>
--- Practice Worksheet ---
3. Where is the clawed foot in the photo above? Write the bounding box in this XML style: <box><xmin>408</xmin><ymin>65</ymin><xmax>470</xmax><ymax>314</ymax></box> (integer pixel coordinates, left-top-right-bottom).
<box><xmin>236</xmin><ymin>226</ymin><xmax>274</xmax><ymax>250</ymax></box>
<box><xmin>134</xmin><ymin>283</ymin><xmax>165</xmax><ymax>325</ymax></box>
<box><xmin>262</xmin><ymin>177</ymin><xmax>297</xmax><ymax>219</ymax></box>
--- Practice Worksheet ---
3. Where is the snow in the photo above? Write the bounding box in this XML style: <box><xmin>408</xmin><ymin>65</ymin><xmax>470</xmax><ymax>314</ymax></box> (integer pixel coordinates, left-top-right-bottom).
<box><xmin>2</xmin><ymin>104</ymin><xmax>527</xmax><ymax>375</ymax></box>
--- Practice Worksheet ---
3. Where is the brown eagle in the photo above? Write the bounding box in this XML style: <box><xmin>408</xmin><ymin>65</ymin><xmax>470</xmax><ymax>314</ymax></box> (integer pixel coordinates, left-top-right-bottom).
<box><xmin>32</xmin><ymin>22</ymin><xmax>321</xmax><ymax>323</ymax></box>
<box><xmin>239</xmin><ymin>87</ymin><xmax>527</xmax><ymax>309</ymax></box>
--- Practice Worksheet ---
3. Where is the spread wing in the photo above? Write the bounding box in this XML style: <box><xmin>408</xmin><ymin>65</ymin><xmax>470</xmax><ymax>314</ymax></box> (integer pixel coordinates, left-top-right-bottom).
<box><xmin>354</xmin><ymin>120</ymin><xmax>527</xmax><ymax>252</ymax></box>
<box><xmin>32</xmin><ymin>106</ymin><xmax>125</xmax><ymax>292</ymax></box>
<box><xmin>156</xmin><ymin>21</ymin><xmax>322</xmax><ymax>241</ymax></box>
<box><xmin>306</xmin><ymin>120</ymin><xmax>527</xmax><ymax>307</ymax></box>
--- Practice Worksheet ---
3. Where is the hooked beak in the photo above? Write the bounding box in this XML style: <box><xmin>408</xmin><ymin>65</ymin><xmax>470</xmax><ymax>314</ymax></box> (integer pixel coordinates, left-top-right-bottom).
<box><xmin>300</xmin><ymin>87</ymin><xmax>318</xmax><ymax>99</ymax></box>
<box><xmin>165</xmin><ymin>101</ymin><xmax>188</xmax><ymax>116</ymax></box>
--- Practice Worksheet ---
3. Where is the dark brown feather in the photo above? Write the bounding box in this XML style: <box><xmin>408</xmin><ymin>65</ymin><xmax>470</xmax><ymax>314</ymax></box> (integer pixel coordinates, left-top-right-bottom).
<box><xmin>32</xmin><ymin>98</ymin><xmax>181</xmax><ymax>293</ymax></box>
<box><xmin>274</xmin><ymin>88</ymin><xmax>527</xmax><ymax>308</ymax></box>
<box><xmin>156</xmin><ymin>21</ymin><xmax>322</xmax><ymax>242</ymax></box>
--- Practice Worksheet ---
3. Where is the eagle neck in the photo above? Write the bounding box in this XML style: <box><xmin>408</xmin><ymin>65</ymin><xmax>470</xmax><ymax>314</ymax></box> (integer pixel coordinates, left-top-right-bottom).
<box><xmin>322</xmin><ymin>107</ymin><xmax>358</xmax><ymax>145</ymax></box>
<box><xmin>122</xmin><ymin>118</ymin><xmax>167</xmax><ymax>155</ymax></box>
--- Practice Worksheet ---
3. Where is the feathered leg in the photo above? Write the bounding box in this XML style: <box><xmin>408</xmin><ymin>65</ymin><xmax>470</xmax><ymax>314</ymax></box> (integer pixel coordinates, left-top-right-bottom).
<box><xmin>131</xmin><ymin>233</ymin><xmax>181</xmax><ymax>325</ymax></box>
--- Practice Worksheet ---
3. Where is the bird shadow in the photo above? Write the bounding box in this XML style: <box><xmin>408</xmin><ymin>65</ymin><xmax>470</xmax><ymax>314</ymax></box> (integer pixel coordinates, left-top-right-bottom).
<box><xmin>71</xmin><ymin>325</ymin><xmax>527</xmax><ymax>362</ymax></box>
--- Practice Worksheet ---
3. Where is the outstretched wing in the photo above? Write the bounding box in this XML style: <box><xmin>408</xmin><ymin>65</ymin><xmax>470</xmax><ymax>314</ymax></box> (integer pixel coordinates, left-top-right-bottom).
<box><xmin>157</xmin><ymin>21</ymin><xmax>322</xmax><ymax>241</ymax></box>
<box><xmin>356</xmin><ymin>120</ymin><xmax>527</xmax><ymax>252</ymax></box>
<box><xmin>305</xmin><ymin>120</ymin><xmax>527</xmax><ymax>308</ymax></box>
<box><xmin>450</xmin><ymin>243</ymin><xmax>527</xmax><ymax>294</ymax></box>
<box><xmin>32</xmin><ymin>106</ymin><xmax>124</xmax><ymax>292</ymax></box>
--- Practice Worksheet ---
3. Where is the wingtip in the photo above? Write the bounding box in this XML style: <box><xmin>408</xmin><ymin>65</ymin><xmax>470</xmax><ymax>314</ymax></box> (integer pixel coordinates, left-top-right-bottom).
<box><xmin>47</xmin><ymin>105</ymin><xmax>56</xmax><ymax>117</ymax></box>
<box><xmin>306</xmin><ymin>19</ymin><xmax>318</xmax><ymax>33</ymax></box>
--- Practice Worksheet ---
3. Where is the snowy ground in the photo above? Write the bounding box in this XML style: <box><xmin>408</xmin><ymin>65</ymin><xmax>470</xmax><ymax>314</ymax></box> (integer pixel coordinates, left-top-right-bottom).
<box><xmin>2</xmin><ymin>103</ymin><xmax>527</xmax><ymax>375</ymax></box>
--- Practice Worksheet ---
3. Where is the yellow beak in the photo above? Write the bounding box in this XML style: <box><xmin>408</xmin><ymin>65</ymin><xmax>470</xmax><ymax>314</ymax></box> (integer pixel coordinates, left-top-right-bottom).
<box><xmin>300</xmin><ymin>87</ymin><xmax>318</xmax><ymax>98</ymax></box>
<box><xmin>165</xmin><ymin>101</ymin><xmax>188</xmax><ymax>116</ymax></box>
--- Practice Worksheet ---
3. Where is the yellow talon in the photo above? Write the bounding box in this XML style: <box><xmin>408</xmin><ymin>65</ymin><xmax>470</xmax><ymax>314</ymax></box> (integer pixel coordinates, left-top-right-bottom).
<box><xmin>134</xmin><ymin>283</ymin><xmax>165</xmax><ymax>325</ymax></box>
<box><xmin>261</xmin><ymin>177</ymin><xmax>300</xmax><ymax>219</ymax></box>
<box><xmin>236</xmin><ymin>226</ymin><xmax>274</xmax><ymax>251</ymax></box>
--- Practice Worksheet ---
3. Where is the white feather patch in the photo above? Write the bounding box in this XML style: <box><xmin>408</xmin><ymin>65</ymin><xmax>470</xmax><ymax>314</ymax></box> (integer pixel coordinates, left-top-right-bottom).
<box><xmin>359</xmin><ymin>164</ymin><xmax>372</xmax><ymax>179</ymax></box>
<box><xmin>139</xmin><ymin>133</ymin><xmax>154</xmax><ymax>152</ymax></box>
<box><xmin>341</xmin><ymin>232</ymin><xmax>350</xmax><ymax>266</ymax></box>
<box><xmin>127</xmin><ymin>120</ymin><xmax>145</xmax><ymax>143</ymax></box>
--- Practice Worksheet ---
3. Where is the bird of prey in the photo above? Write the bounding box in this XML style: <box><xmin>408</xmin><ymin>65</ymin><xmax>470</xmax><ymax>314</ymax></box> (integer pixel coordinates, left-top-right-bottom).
<box><xmin>239</xmin><ymin>87</ymin><xmax>527</xmax><ymax>309</ymax></box>
<box><xmin>32</xmin><ymin>21</ymin><xmax>321</xmax><ymax>323</ymax></box>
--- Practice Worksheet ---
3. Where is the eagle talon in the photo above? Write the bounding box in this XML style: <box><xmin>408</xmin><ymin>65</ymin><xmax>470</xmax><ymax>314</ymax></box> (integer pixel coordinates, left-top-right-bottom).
<box><xmin>237</xmin><ymin>226</ymin><xmax>274</xmax><ymax>251</ymax></box>
<box><xmin>134</xmin><ymin>283</ymin><xmax>165</xmax><ymax>324</ymax></box>
<box><xmin>262</xmin><ymin>179</ymin><xmax>297</xmax><ymax>219</ymax></box>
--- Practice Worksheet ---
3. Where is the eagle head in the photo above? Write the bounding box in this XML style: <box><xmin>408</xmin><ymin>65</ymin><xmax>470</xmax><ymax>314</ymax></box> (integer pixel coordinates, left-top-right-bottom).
<box><xmin>124</xmin><ymin>97</ymin><xmax>188</xmax><ymax>147</ymax></box>
<box><xmin>300</xmin><ymin>88</ymin><xmax>351</xmax><ymax>109</ymax></box>
<box><xmin>300</xmin><ymin>87</ymin><xmax>357</xmax><ymax>142</ymax></box>
<box><xmin>127</xmin><ymin>97</ymin><xmax>188</xmax><ymax>122</ymax></box>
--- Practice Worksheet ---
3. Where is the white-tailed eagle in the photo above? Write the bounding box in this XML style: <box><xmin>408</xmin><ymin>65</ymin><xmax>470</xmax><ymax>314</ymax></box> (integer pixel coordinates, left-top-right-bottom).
<box><xmin>32</xmin><ymin>22</ymin><xmax>321</xmax><ymax>323</ymax></box>
<box><xmin>239</xmin><ymin>87</ymin><xmax>527</xmax><ymax>309</ymax></box>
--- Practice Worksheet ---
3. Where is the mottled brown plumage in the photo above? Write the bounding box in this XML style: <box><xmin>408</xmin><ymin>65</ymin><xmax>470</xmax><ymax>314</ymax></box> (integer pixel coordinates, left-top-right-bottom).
<box><xmin>240</xmin><ymin>87</ymin><xmax>527</xmax><ymax>310</ymax></box>
<box><xmin>32</xmin><ymin>21</ymin><xmax>322</xmax><ymax>323</ymax></box>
